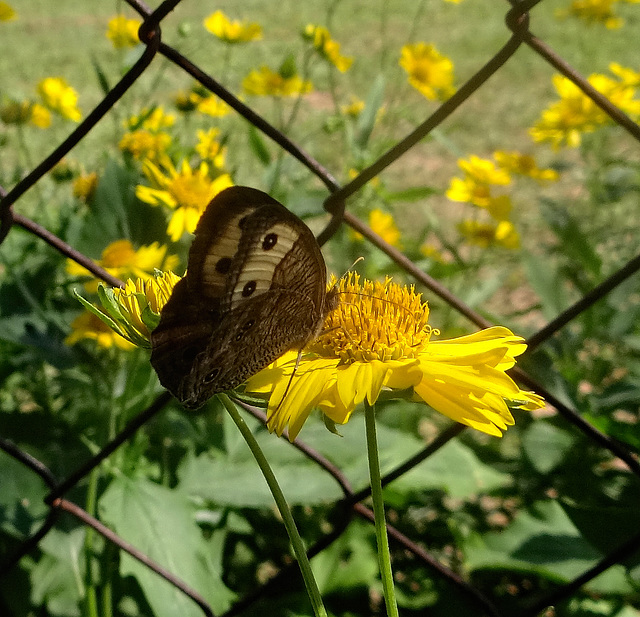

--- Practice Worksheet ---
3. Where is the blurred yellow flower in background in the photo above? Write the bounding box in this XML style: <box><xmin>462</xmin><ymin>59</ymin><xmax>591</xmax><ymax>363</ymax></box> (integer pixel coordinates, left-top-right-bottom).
<box><xmin>127</xmin><ymin>107</ymin><xmax>175</xmax><ymax>131</ymax></box>
<box><xmin>119</xmin><ymin>130</ymin><xmax>172</xmax><ymax>161</ymax></box>
<box><xmin>106</xmin><ymin>14</ymin><xmax>141</xmax><ymax>48</ymax></box>
<box><xmin>136</xmin><ymin>159</ymin><xmax>233</xmax><ymax>240</ymax></box>
<box><xmin>66</xmin><ymin>311</ymin><xmax>135</xmax><ymax>350</ymax></box>
<box><xmin>243</xmin><ymin>66</ymin><xmax>312</xmax><ymax>97</ymax></box>
<box><xmin>493</xmin><ymin>151</ymin><xmax>559</xmax><ymax>182</ymax></box>
<box><xmin>529</xmin><ymin>70</ymin><xmax>640</xmax><ymax>148</ymax></box>
<box><xmin>303</xmin><ymin>24</ymin><xmax>353</xmax><ymax>73</ymax></box>
<box><xmin>457</xmin><ymin>219</ymin><xmax>521</xmax><ymax>249</ymax></box>
<box><xmin>340</xmin><ymin>96</ymin><xmax>366</xmax><ymax>118</ymax></box>
<box><xmin>0</xmin><ymin>2</ymin><xmax>17</xmax><ymax>21</ymax></box>
<box><xmin>247</xmin><ymin>274</ymin><xmax>543</xmax><ymax>440</ymax></box>
<box><xmin>351</xmin><ymin>209</ymin><xmax>402</xmax><ymax>248</ymax></box>
<box><xmin>555</xmin><ymin>0</ymin><xmax>623</xmax><ymax>29</ymax></box>
<box><xmin>195</xmin><ymin>128</ymin><xmax>227</xmax><ymax>167</ymax></box>
<box><xmin>446</xmin><ymin>155</ymin><xmax>512</xmax><ymax>220</ymax></box>
<box><xmin>37</xmin><ymin>77</ymin><xmax>81</xmax><ymax>122</ymax></box>
<box><xmin>204</xmin><ymin>10</ymin><xmax>262</xmax><ymax>43</ymax></box>
<box><xmin>67</xmin><ymin>240</ymin><xmax>179</xmax><ymax>291</ymax></box>
<box><xmin>72</xmin><ymin>171</ymin><xmax>99</xmax><ymax>202</ymax></box>
<box><xmin>400</xmin><ymin>43</ymin><xmax>456</xmax><ymax>101</ymax></box>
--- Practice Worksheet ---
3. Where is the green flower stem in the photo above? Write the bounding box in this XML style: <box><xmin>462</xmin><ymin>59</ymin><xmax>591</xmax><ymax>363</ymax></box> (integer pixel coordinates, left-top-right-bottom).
<box><xmin>219</xmin><ymin>394</ymin><xmax>327</xmax><ymax>617</ymax></box>
<box><xmin>364</xmin><ymin>401</ymin><xmax>399</xmax><ymax>617</ymax></box>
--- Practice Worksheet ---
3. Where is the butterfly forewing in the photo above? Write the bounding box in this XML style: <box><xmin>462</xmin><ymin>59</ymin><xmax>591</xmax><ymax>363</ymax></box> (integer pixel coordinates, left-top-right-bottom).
<box><xmin>150</xmin><ymin>186</ymin><xmax>333</xmax><ymax>408</ymax></box>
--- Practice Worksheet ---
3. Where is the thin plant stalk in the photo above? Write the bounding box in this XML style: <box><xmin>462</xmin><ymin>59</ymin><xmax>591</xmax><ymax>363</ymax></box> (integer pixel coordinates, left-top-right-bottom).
<box><xmin>218</xmin><ymin>393</ymin><xmax>327</xmax><ymax>617</ymax></box>
<box><xmin>364</xmin><ymin>400</ymin><xmax>399</xmax><ymax>617</ymax></box>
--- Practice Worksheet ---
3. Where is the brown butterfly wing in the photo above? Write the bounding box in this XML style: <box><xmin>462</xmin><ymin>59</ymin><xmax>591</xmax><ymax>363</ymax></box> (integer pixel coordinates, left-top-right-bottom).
<box><xmin>150</xmin><ymin>186</ymin><xmax>333</xmax><ymax>408</ymax></box>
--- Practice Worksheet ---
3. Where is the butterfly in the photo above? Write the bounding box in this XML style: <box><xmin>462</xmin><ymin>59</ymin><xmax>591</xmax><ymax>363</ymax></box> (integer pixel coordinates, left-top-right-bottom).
<box><xmin>150</xmin><ymin>186</ymin><xmax>337</xmax><ymax>408</ymax></box>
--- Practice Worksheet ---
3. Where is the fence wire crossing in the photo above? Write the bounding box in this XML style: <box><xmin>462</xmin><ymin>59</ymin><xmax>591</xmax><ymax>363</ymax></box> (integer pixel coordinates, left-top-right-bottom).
<box><xmin>1</xmin><ymin>0</ymin><xmax>640</xmax><ymax>616</ymax></box>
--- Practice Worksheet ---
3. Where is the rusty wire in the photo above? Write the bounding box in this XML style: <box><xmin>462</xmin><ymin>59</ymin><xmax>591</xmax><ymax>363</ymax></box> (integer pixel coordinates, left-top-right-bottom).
<box><xmin>1</xmin><ymin>0</ymin><xmax>640</xmax><ymax>615</ymax></box>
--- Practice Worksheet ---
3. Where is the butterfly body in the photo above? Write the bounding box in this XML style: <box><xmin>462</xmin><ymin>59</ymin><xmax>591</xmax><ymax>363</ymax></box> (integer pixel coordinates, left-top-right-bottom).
<box><xmin>150</xmin><ymin>186</ymin><xmax>336</xmax><ymax>408</ymax></box>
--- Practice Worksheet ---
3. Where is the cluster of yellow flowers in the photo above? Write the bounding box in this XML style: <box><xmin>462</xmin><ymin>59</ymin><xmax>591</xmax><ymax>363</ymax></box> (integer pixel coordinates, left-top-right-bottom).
<box><xmin>555</xmin><ymin>0</ymin><xmax>640</xmax><ymax>29</ymax></box>
<box><xmin>105</xmin><ymin>14</ymin><xmax>141</xmax><ymax>48</ymax></box>
<box><xmin>302</xmin><ymin>24</ymin><xmax>353</xmax><ymax>73</ymax></box>
<box><xmin>0</xmin><ymin>76</ymin><xmax>81</xmax><ymax>129</ymax></box>
<box><xmin>446</xmin><ymin>152</ymin><xmax>558</xmax><ymax>249</ymax></box>
<box><xmin>530</xmin><ymin>64</ymin><xmax>640</xmax><ymax>149</ymax></box>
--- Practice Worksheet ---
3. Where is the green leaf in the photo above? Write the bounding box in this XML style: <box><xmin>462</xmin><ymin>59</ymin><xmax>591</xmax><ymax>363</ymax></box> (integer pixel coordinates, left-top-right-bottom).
<box><xmin>464</xmin><ymin>500</ymin><xmax>633</xmax><ymax>593</ymax></box>
<box><xmin>355</xmin><ymin>74</ymin><xmax>385</xmax><ymax>149</ymax></box>
<box><xmin>279</xmin><ymin>53</ymin><xmax>297</xmax><ymax>79</ymax></box>
<box><xmin>178</xmin><ymin>450</ymin><xmax>343</xmax><ymax>507</ymax></box>
<box><xmin>99</xmin><ymin>476</ymin><xmax>235</xmax><ymax>617</ymax></box>
<box><xmin>91</xmin><ymin>55</ymin><xmax>112</xmax><ymax>97</ymax></box>
<box><xmin>541</xmin><ymin>201</ymin><xmax>602</xmax><ymax>276</ymax></box>
<box><xmin>523</xmin><ymin>251</ymin><xmax>567</xmax><ymax>320</ymax></box>
<box><xmin>312</xmin><ymin>521</ymin><xmax>379</xmax><ymax>595</ymax></box>
<box><xmin>247</xmin><ymin>125</ymin><xmax>272</xmax><ymax>166</ymax></box>
<box><xmin>31</xmin><ymin>528</ymin><xmax>86</xmax><ymax>616</ymax></box>
<box><xmin>74</xmin><ymin>289</ymin><xmax>121</xmax><ymax>332</ymax></box>
<box><xmin>522</xmin><ymin>421</ymin><xmax>575</xmax><ymax>474</ymax></box>
<box><xmin>0</xmin><ymin>449</ymin><xmax>50</xmax><ymax>538</ymax></box>
<box><xmin>380</xmin><ymin>186</ymin><xmax>439</xmax><ymax>203</ymax></box>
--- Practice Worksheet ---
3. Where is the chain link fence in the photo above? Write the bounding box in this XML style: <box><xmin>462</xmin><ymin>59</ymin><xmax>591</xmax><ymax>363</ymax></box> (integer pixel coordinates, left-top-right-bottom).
<box><xmin>1</xmin><ymin>0</ymin><xmax>639</xmax><ymax>615</ymax></box>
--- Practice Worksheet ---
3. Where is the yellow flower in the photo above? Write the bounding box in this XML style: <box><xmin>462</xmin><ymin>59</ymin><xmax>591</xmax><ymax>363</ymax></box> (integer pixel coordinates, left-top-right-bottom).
<box><xmin>340</xmin><ymin>96</ymin><xmax>366</xmax><ymax>118</ymax></box>
<box><xmin>246</xmin><ymin>274</ymin><xmax>544</xmax><ymax>440</ymax></box>
<box><xmin>529</xmin><ymin>72</ymin><xmax>640</xmax><ymax>148</ymax></box>
<box><xmin>457</xmin><ymin>219</ymin><xmax>520</xmax><ymax>249</ymax></box>
<box><xmin>72</xmin><ymin>171</ymin><xmax>99</xmax><ymax>202</ymax></box>
<box><xmin>0</xmin><ymin>2</ymin><xmax>17</xmax><ymax>21</ymax></box>
<box><xmin>135</xmin><ymin>159</ymin><xmax>233</xmax><ymax>241</ymax></box>
<box><xmin>493</xmin><ymin>151</ymin><xmax>559</xmax><ymax>182</ymax></box>
<box><xmin>126</xmin><ymin>107</ymin><xmax>175</xmax><ymax>131</ymax></box>
<box><xmin>609</xmin><ymin>63</ymin><xmax>640</xmax><ymax>86</ymax></box>
<box><xmin>446</xmin><ymin>156</ymin><xmax>512</xmax><ymax>220</ymax></box>
<box><xmin>303</xmin><ymin>25</ymin><xmax>353</xmax><ymax>73</ymax></box>
<box><xmin>351</xmin><ymin>209</ymin><xmax>402</xmax><ymax>247</ymax></box>
<box><xmin>109</xmin><ymin>273</ymin><xmax>181</xmax><ymax>346</ymax></box>
<box><xmin>36</xmin><ymin>77</ymin><xmax>81</xmax><ymax>122</ymax></box>
<box><xmin>399</xmin><ymin>43</ymin><xmax>456</xmax><ymax>101</ymax></box>
<box><xmin>196</xmin><ymin>95</ymin><xmax>231</xmax><ymax>117</ymax></box>
<box><xmin>243</xmin><ymin>66</ymin><xmax>313</xmax><ymax>97</ymax></box>
<box><xmin>67</xmin><ymin>239</ymin><xmax>179</xmax><ymax>291</ymax></box>
<box><xmin>555</xmin><ymin>0</ymin><xmax>623</xmax><ymax>28</ymax></box>
<box><xmin>203</xmin><ymin>10</ymin><xmax>262</xmax><ymax>43</ymax></box>
<box><xmin>174</xmin><ymin>89</ymin><xmax>202</xmax><ymax>113</ymax></box>
<box><xmin>195</xmin><ymin>128</ymin><xmax>227</xmax><ymax>167</ymax></box>
<box><xmin>119</xmin><ymin>130</ymin><xmax>172</xmax><ymax>161</ymax></box>
<box><xmin>72</xmin><ymin>271</ymin><xmax>181</xmax><ymax>348</ymax></box>
<box><xmin>30</xmin><ymin>103</ymin><xmax>51</xmax><ymax>128</ymax></box>
<box><xmin>420</xmin><ymin>243</ymin><xmax>446</xmax><ymax>262</ymax></box>
<box><xmin>106</xmin><ymin>14</ymin><xmax>141</xmax><ymax>48</ymax></box>
<box><xmin>65</xmin><ymin>311</ymin><xmax>135</xmax><ymax>350</ymax></box>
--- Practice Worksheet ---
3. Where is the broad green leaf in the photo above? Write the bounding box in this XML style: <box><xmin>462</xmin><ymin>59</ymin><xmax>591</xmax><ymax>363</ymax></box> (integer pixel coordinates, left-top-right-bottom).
<box><xmin>464</xmin><ymin>500</ymin><xmax>633</xmax><ymax>593</ymax></box>
<box><xmin>178</xmin><ymin>451</ymin><xmax>343</xmax><ymax>507</ymax></box>
<box><xmin>0</xmin><ymin>450</ymin><xmax>50</xmax><ymax>538</ymax></box>
<box><xmin>522</xmin><ymin>421</ymin><xmax>575</xmax><ymax>474</ymax></box>
<box><xmin>312</xmin><ymin>521</ymin><xmax>379</xmax><ymax>595</ymax></box>
<box><xmin>99</xmin><ymin>476</ymin><xmax>234</xmax><ymax>617</ymax></box>
<box><xmin>31</xmin><ymin>528</ymin><xmax>86</xmax><ymax>617</ymax></box>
